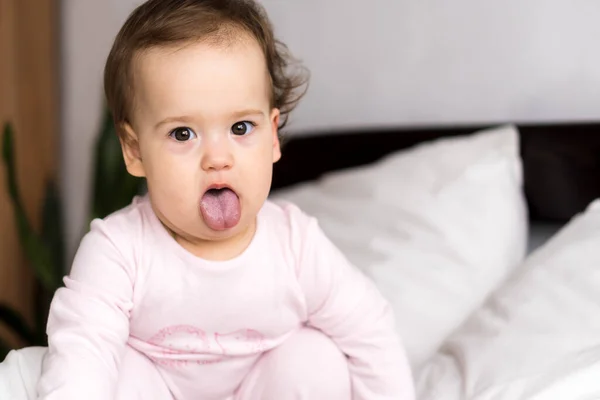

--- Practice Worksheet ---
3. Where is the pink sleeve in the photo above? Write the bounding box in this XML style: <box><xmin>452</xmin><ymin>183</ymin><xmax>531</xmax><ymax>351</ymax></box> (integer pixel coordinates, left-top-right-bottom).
<box><xmin>37</xmin><ymin>219</ymin><xmax>135</xmax><ymax>399</ymax></box>
<box><xmin>296</xmin><ymin>216</ymin><xmax>415</xmax><ymax>400</ymax></box>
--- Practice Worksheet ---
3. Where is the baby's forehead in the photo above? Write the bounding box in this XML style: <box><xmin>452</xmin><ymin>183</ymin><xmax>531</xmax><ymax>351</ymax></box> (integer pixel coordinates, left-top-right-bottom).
<box><xmin>130</xmin><ymin>39</ymin><xmax>272</xmax><ymax>119</ymax></box>
<box><xmin>133</xmin><ymin>36</ymin><xmax>269</xmax><ymax>84</ymax></box>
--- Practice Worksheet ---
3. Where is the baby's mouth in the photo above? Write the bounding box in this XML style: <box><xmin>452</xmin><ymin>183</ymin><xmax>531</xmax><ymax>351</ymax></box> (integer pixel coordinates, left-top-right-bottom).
<box><xmin>199</xmin><ymin>187</ymin><xmax>241</xmax><ymax>231</ymax></box>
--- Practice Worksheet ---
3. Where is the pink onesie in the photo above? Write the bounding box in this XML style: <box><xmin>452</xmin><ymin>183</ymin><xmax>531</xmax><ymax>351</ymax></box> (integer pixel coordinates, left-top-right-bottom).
<box><xmin>37</xmin><ymin>195</ymin><xmax>414</xmax><ymax>399</ymax></box>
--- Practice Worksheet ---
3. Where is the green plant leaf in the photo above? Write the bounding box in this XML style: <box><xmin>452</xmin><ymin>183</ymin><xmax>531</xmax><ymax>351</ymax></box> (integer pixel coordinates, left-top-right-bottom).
<box><xmin>35</xmin><ymin>181</ymin><xmax>66</xmax><ymax>343</ymax></box>
<box><xmin>2</xmin><ymin>123</ymin><xmax>59</xmax><ymax>292</ymax></box>
<box><xmin>0</xmin><ymin>304</ymin><xmax>35</xmax><ymax>345</ymax></box>
<box><xmin>40</xmin><ymin>180</ymin><xmax>65</xmax><ymax>285</ymax></box>
<box><xmin>14</xmin><ymin>214</ymin><xmax>57</xmax><ymax>292</ymax></box>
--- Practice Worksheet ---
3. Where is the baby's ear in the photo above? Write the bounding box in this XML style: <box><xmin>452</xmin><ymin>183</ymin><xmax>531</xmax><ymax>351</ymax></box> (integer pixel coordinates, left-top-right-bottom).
<box><xmin>120</xmin><ymin>123</ymin><xmax>146</xmax><ymax>178</ymax></box>
<box><xmin>270</xmin><ymin>108</ymin><xmax>281</xmax><ymax>163</ymax></box>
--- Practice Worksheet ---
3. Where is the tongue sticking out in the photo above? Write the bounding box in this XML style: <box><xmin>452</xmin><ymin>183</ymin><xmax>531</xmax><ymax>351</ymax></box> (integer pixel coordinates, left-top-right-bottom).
<box><xmin>200</xmin><ymin>188</ymin><xmax>241</xmax><ymax>231</ymax></box>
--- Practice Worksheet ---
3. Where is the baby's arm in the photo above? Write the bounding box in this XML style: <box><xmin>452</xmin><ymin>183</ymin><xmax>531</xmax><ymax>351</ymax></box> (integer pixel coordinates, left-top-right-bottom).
<box><xmin>296</xmin><ymin>216</ymin><xmax>415</xmax><ymax>400</ymax></box>
<box><xmin>37</xmin><ymin>219</ymin><xmax>135</xmax><ymax>399</ymax></box>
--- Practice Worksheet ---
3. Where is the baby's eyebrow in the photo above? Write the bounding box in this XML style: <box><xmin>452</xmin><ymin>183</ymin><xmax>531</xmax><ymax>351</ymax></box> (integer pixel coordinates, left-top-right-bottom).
<box><xmin>230</xmin><ymin>109</ymin><xmax>266</xmax><ymax>119</ymax></box>
<box><xmin>155</xmin><ymin>115</ymin><xmax>195</xmax><ymax>129</ymax></box>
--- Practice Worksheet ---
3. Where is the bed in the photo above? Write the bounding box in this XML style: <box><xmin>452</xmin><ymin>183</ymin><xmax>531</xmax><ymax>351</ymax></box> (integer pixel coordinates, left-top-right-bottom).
<box><xmin>2</xmin><ymin>123</ymin><xmax>600</xmax><ymax>399</ymax></box>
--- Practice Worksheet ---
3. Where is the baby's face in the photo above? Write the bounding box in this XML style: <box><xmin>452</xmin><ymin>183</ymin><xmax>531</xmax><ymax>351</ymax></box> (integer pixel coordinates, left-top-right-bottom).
<box><xmin>122</xmin><ymin>36</ymin><xmax>280</xmax><ymax>252</ymax></box>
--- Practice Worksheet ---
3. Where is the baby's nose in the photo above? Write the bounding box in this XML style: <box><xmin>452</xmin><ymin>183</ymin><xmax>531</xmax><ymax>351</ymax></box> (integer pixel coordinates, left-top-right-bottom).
<box><xmin>201</xmin><ymin>138</ymin><xmax>233</xmax><ymax>171</ymax></box>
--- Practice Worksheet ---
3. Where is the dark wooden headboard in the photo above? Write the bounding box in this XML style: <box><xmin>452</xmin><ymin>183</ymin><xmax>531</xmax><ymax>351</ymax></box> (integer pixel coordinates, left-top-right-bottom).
<box><xmin>271</xmin><ymin>122</ymin><xmax>600</xmax><ymax>223</ymax></box>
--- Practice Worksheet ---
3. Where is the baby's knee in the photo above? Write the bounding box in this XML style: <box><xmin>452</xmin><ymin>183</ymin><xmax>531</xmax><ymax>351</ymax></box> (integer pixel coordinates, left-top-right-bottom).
<box><xmin>274</xmin><ymin>328</ymin><xmax>351</xmax><ymax>395</ymax></box>
<box><xmin>236</xmin><ymin>329</ymin><xmax>351</xmax><ymax>400</ymax></box>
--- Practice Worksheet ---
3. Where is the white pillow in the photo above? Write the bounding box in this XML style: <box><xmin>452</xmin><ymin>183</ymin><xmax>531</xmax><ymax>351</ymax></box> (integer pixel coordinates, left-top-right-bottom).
<box><xmin>271</xmin><ymin>125</ymin><xmax>528</xmax><ymax>369</ymax></box>
<box><xmin>417</xmin><ymin>199</ymin><xmax>600</xmax><ymax>400</ymax></box>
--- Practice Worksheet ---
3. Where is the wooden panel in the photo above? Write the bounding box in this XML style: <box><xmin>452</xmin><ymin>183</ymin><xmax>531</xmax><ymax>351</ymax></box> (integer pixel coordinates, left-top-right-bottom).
<box><xmin>0</xmin><ymin>0</ymin><xmax>59</xmax><ymax>347</ymax></box>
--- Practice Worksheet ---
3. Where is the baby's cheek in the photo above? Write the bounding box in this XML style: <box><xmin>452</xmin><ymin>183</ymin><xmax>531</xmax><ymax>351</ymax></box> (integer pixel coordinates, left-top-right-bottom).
<box><xmin>148</xmin><ymin>151</ymin><xmax>197</xmax><ymax>184</ymax></box>
<box><xmin>146</xmin><ymin>158</ymin><xmax>200</xmax><ymax>213</ymax></box>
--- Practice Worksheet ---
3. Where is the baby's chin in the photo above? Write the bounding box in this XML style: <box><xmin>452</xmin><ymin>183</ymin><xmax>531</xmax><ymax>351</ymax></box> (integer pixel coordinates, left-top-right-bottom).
<box><xmin>167</xmin><ymin>210</ymin><xmax>256</xmax><ymax>243</ymax></box>
<box><xmin>191</xmin><ymin>221</ymin><xmax>252</xmax><ymax>241</ymax></box>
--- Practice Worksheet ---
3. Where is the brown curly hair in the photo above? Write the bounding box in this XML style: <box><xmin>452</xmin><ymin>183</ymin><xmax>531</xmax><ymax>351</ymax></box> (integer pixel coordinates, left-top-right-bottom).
<box><xmin>104</xmin><ymin>0</ymin><xmax>309</xmax><ymax>138</ymax></box>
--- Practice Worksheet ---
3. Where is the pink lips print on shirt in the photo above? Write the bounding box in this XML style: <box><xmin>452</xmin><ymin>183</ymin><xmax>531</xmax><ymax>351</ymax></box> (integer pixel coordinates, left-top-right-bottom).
<box><xmin>148</xmin><ymin>326</ymin><xmax>266</xmax><ymax>368</ymax></box>
<box><xmin>215</xmin><ymin>329</ymin><xmax>267</xmax><ymax>355</ymax></box>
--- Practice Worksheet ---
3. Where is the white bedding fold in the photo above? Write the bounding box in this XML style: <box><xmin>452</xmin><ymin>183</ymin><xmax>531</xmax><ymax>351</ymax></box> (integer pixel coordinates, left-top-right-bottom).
<box><xmin>0</xmin><ymin>347</ymin><xmax>46</xmax><ymax>400</ymax></box>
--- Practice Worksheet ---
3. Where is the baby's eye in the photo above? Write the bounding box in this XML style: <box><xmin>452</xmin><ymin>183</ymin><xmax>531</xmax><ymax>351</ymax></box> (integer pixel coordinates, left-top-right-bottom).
<box><xmin>231</xmin><ymin>121</ymin><xmax>255</xmax><ymax>136</ymax></box>
<box><xmin>169</xmin><ymin>127</ymin><xmax>196</xmax><ymax>142</ymax></box>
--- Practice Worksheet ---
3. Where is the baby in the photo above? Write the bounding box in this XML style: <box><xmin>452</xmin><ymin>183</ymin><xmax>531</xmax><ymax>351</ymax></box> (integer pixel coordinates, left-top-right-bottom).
<box><xmin>37</xmin><ymin>0</ymin><xmax>414</xmax><ymax>399</ymax></box>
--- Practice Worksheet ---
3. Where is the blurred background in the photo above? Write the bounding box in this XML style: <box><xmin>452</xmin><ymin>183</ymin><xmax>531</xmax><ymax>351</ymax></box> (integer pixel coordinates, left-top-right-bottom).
<box><xmin>2</xmin><ymin>0</ymin><xmax>600</xmax><ymax>354</ymax></box>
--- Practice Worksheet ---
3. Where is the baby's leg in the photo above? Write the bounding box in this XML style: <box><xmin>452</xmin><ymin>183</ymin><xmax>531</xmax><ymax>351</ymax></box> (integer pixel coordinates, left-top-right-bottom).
<box><xmin>115</xmin><ymin>345</ymin><xmax>173</xmax><ymax>400</ymax></box>
<box><xmin>235</xmin><ymin>328</ymin><xmax>351</xmax><ymax>400</ymax></box>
